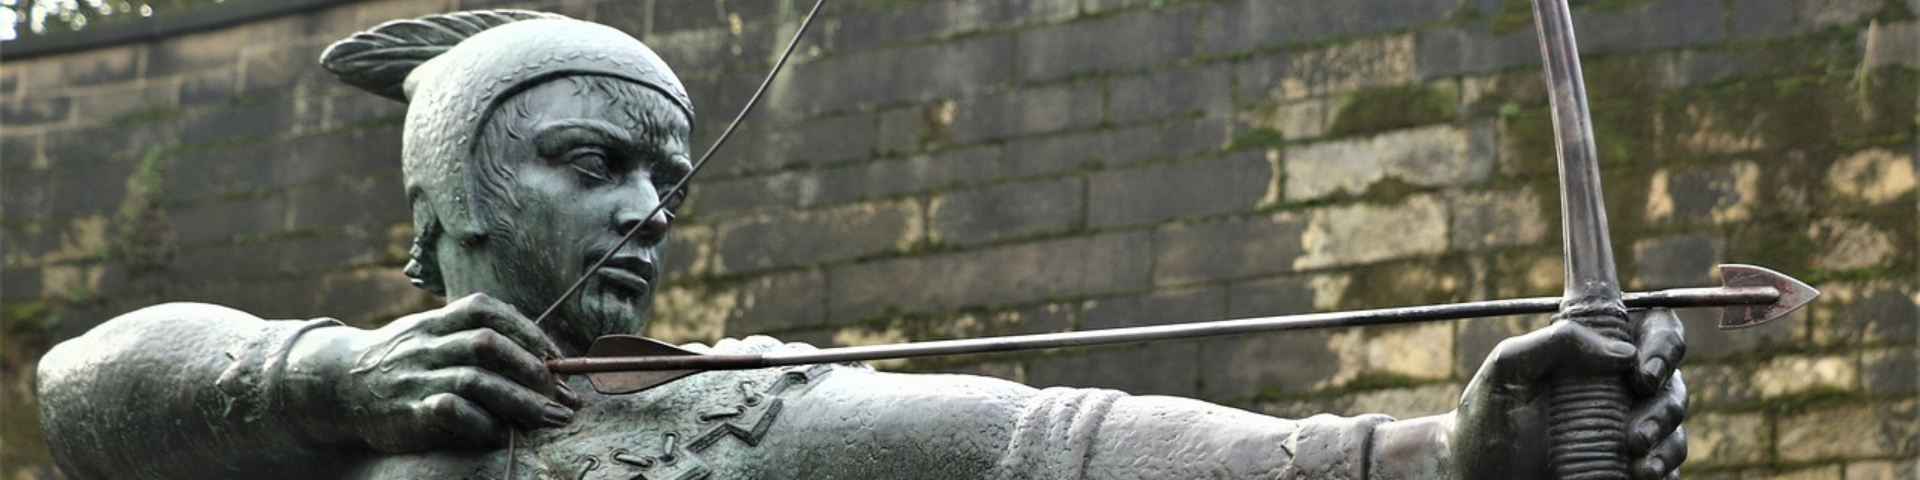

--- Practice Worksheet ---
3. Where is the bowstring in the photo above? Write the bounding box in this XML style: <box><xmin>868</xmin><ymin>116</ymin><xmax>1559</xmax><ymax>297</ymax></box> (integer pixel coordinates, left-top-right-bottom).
<box><xmin>530</xmin><ymin>0</ymin><xmax>826</xmax><ymax>329</ymax></box>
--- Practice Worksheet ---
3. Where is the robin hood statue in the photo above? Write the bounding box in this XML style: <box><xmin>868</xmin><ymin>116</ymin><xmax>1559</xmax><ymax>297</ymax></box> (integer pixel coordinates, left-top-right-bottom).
<box><xmin>38</xmin><ymin>10</ymin><xmax>1689</xmax><ymax>480</ymax></box>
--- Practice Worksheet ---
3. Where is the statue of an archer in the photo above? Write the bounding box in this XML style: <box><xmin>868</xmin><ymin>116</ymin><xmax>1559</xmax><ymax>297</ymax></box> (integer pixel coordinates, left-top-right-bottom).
<box><xmin>38</xmin><ymin>2</ymin><xmax>1812</xmax><ymax>478</ymax></box>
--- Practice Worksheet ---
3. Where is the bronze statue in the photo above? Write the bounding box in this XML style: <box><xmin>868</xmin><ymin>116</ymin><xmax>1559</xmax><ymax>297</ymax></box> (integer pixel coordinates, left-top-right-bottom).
<box><xmin>37</xmin><ymin>9</ymin><xmax>1692</xmax><ymax>479</ymax></box>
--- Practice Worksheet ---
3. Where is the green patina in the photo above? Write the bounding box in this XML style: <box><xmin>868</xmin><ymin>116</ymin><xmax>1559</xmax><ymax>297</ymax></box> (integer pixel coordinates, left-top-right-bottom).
<box><xmin>1325</xmin><ymin>84</ymin><xmax>1457</xmax><ymax>137</ymax></box>
<box><xmin>2</xmin><ymin>301</ymin><xmax>58</xmax><ymax>469</ymax></box>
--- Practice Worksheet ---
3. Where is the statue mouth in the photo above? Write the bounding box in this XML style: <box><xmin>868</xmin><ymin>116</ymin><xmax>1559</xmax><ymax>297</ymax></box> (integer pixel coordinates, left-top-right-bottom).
<box><xmin>592</xmin><ymin>255</ymin><xmax>654</xmax><ymax>297</ymax></box>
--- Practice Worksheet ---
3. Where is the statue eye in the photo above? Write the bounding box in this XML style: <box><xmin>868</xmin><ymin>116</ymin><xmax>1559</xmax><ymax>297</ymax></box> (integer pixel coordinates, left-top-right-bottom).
<box><xmin>566</xmin><ymin>148</ymin><xmax>613</xmax><ymax>181</ymax></box>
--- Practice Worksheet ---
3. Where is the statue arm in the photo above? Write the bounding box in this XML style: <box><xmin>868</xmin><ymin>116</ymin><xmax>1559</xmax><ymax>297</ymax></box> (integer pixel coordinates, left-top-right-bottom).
<box><xmin>36</xmin><ymin>302</ymin><xmax>352</xmax><ymax>479</ymax></box>
<box><xmin>772</xmin><ymin>370</ymin><xmax>1397</xmax><ymax>479</ymax></box>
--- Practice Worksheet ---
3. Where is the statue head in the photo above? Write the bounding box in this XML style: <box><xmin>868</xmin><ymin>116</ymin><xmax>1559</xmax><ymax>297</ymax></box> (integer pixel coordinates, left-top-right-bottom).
<box><xmin>322</xmin><ymin>11</ymin><xmax>694</xmax><ymax>353</ymax></box>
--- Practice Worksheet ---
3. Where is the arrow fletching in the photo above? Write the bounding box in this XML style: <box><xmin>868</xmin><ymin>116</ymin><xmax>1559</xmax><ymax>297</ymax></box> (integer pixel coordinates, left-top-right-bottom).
<box><xmin>573</xmin><ymin>335</ymin><xmax>706</xmax><ymax>394</ymax></box>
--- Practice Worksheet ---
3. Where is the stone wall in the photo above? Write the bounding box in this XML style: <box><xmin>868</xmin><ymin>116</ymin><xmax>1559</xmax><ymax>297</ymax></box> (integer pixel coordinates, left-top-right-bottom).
<box><xmin>3</xmin><ymin>0</ymin><xmax>1915</xmax><ymax>477</ymax></box>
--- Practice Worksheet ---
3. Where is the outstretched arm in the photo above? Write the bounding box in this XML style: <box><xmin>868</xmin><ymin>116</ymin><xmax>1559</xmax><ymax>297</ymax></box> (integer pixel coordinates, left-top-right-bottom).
<box><xmin>37</xmin><ymin>303</ymin><xmax>350</xmax><ymax>479</ymax></box>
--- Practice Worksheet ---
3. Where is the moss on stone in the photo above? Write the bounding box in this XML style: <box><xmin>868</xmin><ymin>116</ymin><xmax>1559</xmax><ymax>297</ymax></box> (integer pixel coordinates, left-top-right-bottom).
<box><xmin>1326</xmin><ymin>84</ymin><xmax>1457</xmax><ymax>137</ymax></box>
<box><xmin>1225</xmin><ymin>127</ymin><xmax>1286</xmax><ymax>151</ymax></box>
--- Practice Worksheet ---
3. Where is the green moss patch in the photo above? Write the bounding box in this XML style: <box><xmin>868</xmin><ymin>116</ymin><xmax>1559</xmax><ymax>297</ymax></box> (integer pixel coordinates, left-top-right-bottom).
<box><xmin>1326</xmin><ymin>84</ymin><xmax>1458</xmax><ymax>137</ymax></box>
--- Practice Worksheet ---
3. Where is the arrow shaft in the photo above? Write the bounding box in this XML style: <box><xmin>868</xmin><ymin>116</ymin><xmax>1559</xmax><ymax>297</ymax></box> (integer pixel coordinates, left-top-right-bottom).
<box><xmin>549</xmin><ymin>286</ymin><xmax>1777</xmax><ymax>374</ymax></box>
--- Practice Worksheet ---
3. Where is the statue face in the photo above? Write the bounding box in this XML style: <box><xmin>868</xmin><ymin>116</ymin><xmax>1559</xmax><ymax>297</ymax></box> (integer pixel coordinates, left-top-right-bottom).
<box><xmin>433</xmin><ymin>76</ymin><xmax>693</xmax><ymax>353</ymax></box>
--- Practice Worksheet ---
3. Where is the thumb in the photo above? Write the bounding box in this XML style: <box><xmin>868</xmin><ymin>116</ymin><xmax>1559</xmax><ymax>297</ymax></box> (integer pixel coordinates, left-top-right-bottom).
<box><xmin>1484</xmin><ymin>320</ymin><xmax>1637</xmax><ymax>388</ymax></box>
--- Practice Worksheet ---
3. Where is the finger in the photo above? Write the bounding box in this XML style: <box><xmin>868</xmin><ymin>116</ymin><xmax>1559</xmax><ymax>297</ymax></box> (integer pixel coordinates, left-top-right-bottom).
<box><xmin>431</xmin><ymin>366</ymin><xmax>573</xmax><ymax>429</ymax></box>
<box><xmin>1635</xmin><ymin>425</ymin><xmax>1687</xmax><ymax>480</ymax></box>
<box><xmin>1630</xmin><ymin>308</ymin><xmax>1686</xmax><ymax>395</ymax></box>
<box><xmin>1628</xmin><ymin>368</ymin><xmax>1688</xmax><ymax>454</ymax></box>
<box><xmin>1486</xmin><ymin>319</ymin><xmax>1638</xmax><ymax>385</ymax></box>
<box><xmin>441</xmin><ymin>293</ymin><xmax>566</xmax><ymax>360</ymax></box>
<box><xmin>429</xmin><ymin>328</ymin><xmax>560</xmax><ymax>401</ymax></box>
<box><xmin>416</xmin><ymin>392</ymin><xmax>507</xmax><ymax>449</ymax></box>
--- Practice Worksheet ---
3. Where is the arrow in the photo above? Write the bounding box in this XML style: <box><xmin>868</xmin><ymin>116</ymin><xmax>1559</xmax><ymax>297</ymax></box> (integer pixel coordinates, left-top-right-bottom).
<box><xmin>554</xmin><ymin>264</ymin><xmax>1815</xmax><ymax>394</ymax></box>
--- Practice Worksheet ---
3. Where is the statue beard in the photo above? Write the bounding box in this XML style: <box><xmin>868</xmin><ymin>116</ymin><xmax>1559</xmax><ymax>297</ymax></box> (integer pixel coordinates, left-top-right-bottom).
<box><xmin>489</xmin><ymin>226</ymin><xmax>651</xmax><ymax>355</ymax></box>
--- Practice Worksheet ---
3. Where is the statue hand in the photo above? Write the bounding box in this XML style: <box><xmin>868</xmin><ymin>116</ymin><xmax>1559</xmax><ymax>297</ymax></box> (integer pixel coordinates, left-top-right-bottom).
<box><xmin>285</xmin><ymin>293</ymin><xmax>579</xmax><ymax>453</ymax></box>
<box><xmin>1450</xmin><ymin>308</ymin><xmax>1687</xmax><ymax>480</ymax></box>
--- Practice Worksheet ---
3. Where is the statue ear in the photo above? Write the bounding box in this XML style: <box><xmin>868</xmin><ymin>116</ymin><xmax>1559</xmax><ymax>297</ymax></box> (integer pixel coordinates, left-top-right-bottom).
<box><xmin>320</xmin><ymin>10</ymin><xmax>565</xmax><ymax>102</ymax></box>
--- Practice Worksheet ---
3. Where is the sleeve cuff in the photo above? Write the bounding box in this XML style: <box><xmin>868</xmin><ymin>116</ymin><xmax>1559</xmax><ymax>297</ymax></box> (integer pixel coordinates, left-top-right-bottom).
<box><xmin>1280</xmin><ymin>413</ymin><xmax>1396</xmax><ymax>480</ymax></box>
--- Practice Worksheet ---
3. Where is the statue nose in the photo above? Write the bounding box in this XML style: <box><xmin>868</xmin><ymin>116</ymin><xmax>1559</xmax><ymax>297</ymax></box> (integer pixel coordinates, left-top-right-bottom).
<box><xmin>616</xmin><ymin>208</ymin><xmax>673</xmax><ymax>244</ymax></box>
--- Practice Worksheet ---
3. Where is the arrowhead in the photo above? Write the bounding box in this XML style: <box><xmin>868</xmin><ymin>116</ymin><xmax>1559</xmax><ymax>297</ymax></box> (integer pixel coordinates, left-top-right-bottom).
<box><xmin>578</xmin><ymin>335</ymin><xmax>705</xmax><ymax>394</ymax></box>
<box><xmin>1717</xmin><ymin>264</ymin><xmax>1819</xmax><ymax>329</ymax></box>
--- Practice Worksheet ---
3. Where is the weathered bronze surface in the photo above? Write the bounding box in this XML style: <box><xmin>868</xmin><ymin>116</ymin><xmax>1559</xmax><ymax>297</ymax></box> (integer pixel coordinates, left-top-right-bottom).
<box><xmin>36</xmin><ymin>10</ymin><xmax>1692</xmax><ymax>479</ymax></box>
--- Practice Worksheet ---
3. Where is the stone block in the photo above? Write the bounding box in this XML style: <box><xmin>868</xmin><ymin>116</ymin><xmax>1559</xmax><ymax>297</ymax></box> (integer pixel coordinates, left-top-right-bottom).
<box><xmin>1152</xmin><ymin>213</ymin><xmax>1309</xmax><ymax>286</ymax></box>
<box><xmin>1003</xmin><ymin>124</ymin><xmax>1163</xmax><ymax>176</ymax></box>
<box><xmin>1449</xmin><ymin>187</ymin><xmax>1547</xmax><ymax>250</ymax></box>
<box><xmin>643</xmin><ymin>23</ymin><xmax>780</xmax><ymax>76</ymax></box>
<box><xmin>168</xmin><ymin>176</ymin><xmax>406</xmax><ymax>247</ymax></box>
<box><xmin>239</xmin><ymin>42</ymin><xmax>335</xmax><ymax>96</ymax></box>
<box><xmin>1199</xmin><ymin>330</ymin><xmax>1342</xmax><ymax>399</ymax></box>
<box><xmin>1284</xmin><ymin>125</ymin><xmax>1487</xmax><ymax>201</ymax></box>
<box><xmin>1080</xmin><ymin>287</ymin><xmax>1226</xmax><ymax>331</ymax></box>
<box><xmin>1863</xmin><ymin>348</ymin><xmax>1916</xmax><ymax>394</ymax></box>
<box><xmin>1106</xmin><ymin>65</ymin><xmax>1232</xmax><ymax>123</ymax></box>
<box><xmin>1862</xmin><ymin>21</ymin><xmax>1918</xmax><ymax>68</ymax></box>
<box><xmin>1826</xmin><ymin>148</ymin><xmax>1915</xmax><ymax>206</ymax></box>
<box><xmin>1</xmin><ymin>132</ymin><xmax>42</xmax><ymax>170</ymax></box>
<box><xmin>1226</xmin><ymin>276</ymin><xmax>1315</xmax><ymax>318</ymax></box>
<box><xmin>69</xmin><ymin>84</ymin><xmax>178</xmax><ymax>125</ymax></box>
<box><xmin>1631</xmin><ymin>234</ymin><xmax>1723</xmax><ymax>289</ymax></box>
<box><xmin>167</xmin><ymin>230</ymin><xmax>389</xmax><ymax>287</ymax></box>
<box><xmin>1805</xmin><ymin>218</ymin><xmax>1898</xmax><ymax>272</ymax></box>
<box><xmin>45</xmin><ymin>44</ymin><xmax>143</xmax><ymax>88</ymax></box>
<box><xmin>1159</xmin><ymin>116</ymin><xmax>1234</xmax><ymax>158</ymax></box>
<box><xmin>325</xmin><ymin>92</ymin><xmax>408</xmax><ymax>128</ymax></box>
<box><xmin>1237</xmin><ymin>35</ymin><xmax>1417</xmax><ymax>102</ymax></box>
<box><xmin>1844</xmin><ymin>460</ymin><xmax>1919</xmax><ymax>480</ymax></box>
<box><xmin>1810</xmin><ymin>280</ymin><xmax>1919</xmax><ymax>347</ymax></box>
<box><xmin>1777</xmin><ymin>400</ymin><xmax>1917</xmax><ymax>462</ymax></box>
<box><xmin>950</xmin><ymin>81</ymin><xmax>1103</xmax><ymax>143</ymax></box>
<box><xmin>178</xmin><ymin>70</ymin><xmax>240</xmax><ymax>107</ymax></box>
<box><xmin>1796</xmin><ymin>0</ymin><xmax>1885</xmax><ymax>29</ymax></box>
<box><xmin>1202</xmin><ymin>0</ymin><xmax>1453</xmax><ymax>55</ymax></box>
<box><xmin>1573</xmin><ymin>0</ymin><xmax>1725</xmax><ymax>52</ymax></box>
<box><xmin>2</xmin><ymin>95</ymin><xmax>71</xmax><ymax>126</ymax></box>
<box><xmin>166</xmin><ymin>127</ymin><xmax>402</xmax><ymax>202</ymax></box>
<box><xmin>777</xmin><ymin>33</ymin><xmax>1013</xmax><ymax>115</ymax></box>
<box><xmin>1731</xmin><ymin>0</ymin><xmax>1797</xmax><ymax>39</ymax></box>
<box><xmin>1</xmin><ymin>265</ymin><xmax>41</xmax><ymax>302</ymax></box>
<box><xmin>1025</xmin><ymin>342</ymin><xmax>1199</xmax><ymax>396</ymax></box>
<box><xmin>765</xmin><ymin>112</ymin><xmax>876</xmax><ymax>168</ymax></box>
<box><xmin>874</xmin><ymin>106</ymin><xmax>924</xmax><ymax>154</ymax></box>
<box><xmin>181</xmin><ymin>100</ymin><xmax>310</xmax><ymax>147</ymax></box>
<box><xmin>715</xmin><ymin>269</ymin><xmax>829</xmax><ymax>335</ymax></box>
<box><xmin>1018</xmin><ymin>6</ymin><xmax>1196</xmax><ymax>81</ymax></box>
<box><xmin>1645</xmin><ymin>162</ymin><xmax>1761</xmax><ymax>225</ymax></box>
<box><xmin>43</xmin><ymin>162</ymin><xmax>136</xmax><ymax>221</ymax></box>
<box><xmin>144</xmin><ymin>27</ymin><xmax>246</xmax><ymax>80</ymax></box>
<box><xmin>1087</xmin><ymin>151</ymin><xmax>1271</xmax><ymax>227</ymax></box>
<box><xmin>841</xmin><ymin>0</ymin><xmax>1076</xmax><ymax>48</ymax></box>
<box><xmin>1753</xmin><ymin>354</ymin><xmax>1859</xmax><ymax>399</ymax></box>
<box><xmin>1688</xmin><ymin>411</ymin><xmax>1770</xmax><ymax>467</ymax></box>
<box><xmin>1294</xmin><ymin>195</ymin><xmax>1449</xmax><ymax>270</ymax></box>
<box><xmin>43</xmin><ymin>120</ymin><xmax>180</xmax><ymax>166</ymax></box>
<box><xmin>1243</xmin><ymin>98</ymin><xmax>1334</xmax><ymax>142</ymax></box>
<box><xmin>1682</xmin><ymin>305</ymin><xmax>1800</xmax><ymax>360</ymax></box>
<box><xmin>714</xmin><ymin>199</ymin><xmax>920</xmax><ymax>273</ymax></box>
<box><xmin>1333</xmin><ymin>322</ymin><xmax>1455</xmax><ymax>382</ymax></box>
<box><xmin>1344</xmin><ymin>384</ymin><xmax>1461</xmax><ymax>419</ymax></box>
<box><xmin>930</xmin><ymin>176</ymin><xmax>1081</xmax><ymax>246</ymax></box>
<box><xmin>827</xmin><ymin>231</ymin><xmax>1152</xmax><ymax>320</ymax></box>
